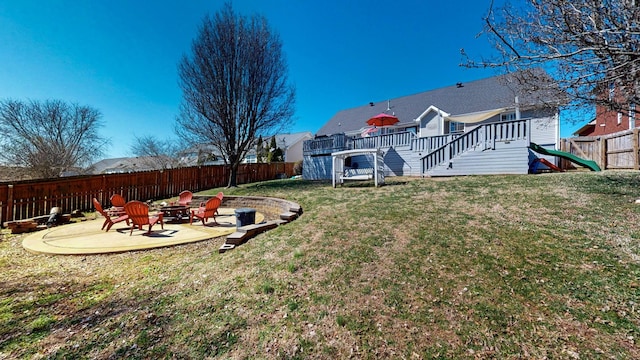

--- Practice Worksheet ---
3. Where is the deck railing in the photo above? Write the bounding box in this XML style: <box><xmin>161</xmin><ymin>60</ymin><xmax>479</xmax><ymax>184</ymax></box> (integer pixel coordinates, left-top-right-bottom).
<box><xmin>412</xmin><ymin>134</ymin><xmax>460</xmax><ymax>153</ymax></box>
<box><xmin>303</xmin><ymin>134</ymin><xmax>349</xmax><ymax>155</ymax></box>
<box><xmin>351</xmin><ymin>132</ymin><xmax>415</xmax><ymax>149</ymax></box>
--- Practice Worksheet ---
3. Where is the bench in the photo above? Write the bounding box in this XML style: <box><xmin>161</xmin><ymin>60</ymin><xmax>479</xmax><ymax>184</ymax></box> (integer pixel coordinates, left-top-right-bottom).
<box><xmin>341</xmin><ymin>168</ymin><xmax>374</xmax><ymax>181</ymax></box>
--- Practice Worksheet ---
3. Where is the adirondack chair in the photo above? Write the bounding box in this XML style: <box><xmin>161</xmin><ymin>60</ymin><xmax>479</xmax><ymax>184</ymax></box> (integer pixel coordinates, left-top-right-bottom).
<box><xmin>178</xmin><ymin>190</ymin><xmax>193</xmax><ymax>206</ymax></box>
<box><xmin>190</xmin><ymin>197</ymin><xmax>221</xmax><ymax>226</ymax></box>
<box><xmin>109</xmin><ymin>194</ymin><xmax>127</xmax><ymax>216</ymax></box>
<box><xmin>124</xmin><ymin>200</ymin><xmax>164</xmax><ymax>235</ymax></box>
<box><xmin>215</xmin><ymin>192</ymin><xmax>224</xmax><ymax>215</ymax></box>
<box><xmin>93</xmin><ymin>198</ymin><xmax>129</xmax><ymax>232</ymax></box>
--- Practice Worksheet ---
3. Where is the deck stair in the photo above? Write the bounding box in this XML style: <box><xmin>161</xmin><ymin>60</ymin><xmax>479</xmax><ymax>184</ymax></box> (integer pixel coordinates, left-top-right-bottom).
<box><xmin>421</xmin><ymin>119</ymin><xmax>531</xmax><ymax>177</ymax></box>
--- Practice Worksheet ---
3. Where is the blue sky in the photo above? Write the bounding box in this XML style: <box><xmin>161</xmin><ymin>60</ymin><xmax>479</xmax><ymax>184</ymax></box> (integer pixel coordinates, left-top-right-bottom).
<box><xmin>0</xmin><ymin>0</ymin><xmax>584</xmax><ymax>159</ymax></box>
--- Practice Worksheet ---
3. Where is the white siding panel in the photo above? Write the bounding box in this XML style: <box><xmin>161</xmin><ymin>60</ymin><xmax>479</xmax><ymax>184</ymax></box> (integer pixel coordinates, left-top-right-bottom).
<box><xmin>303</xmin><ymin>155</ymin><xmax>333</xmax><ymax>180</ymax></box>
<box><xmin>427</xmin><ymin>146</ymin><xmax>530</xmax><ymax>176</ymax></box>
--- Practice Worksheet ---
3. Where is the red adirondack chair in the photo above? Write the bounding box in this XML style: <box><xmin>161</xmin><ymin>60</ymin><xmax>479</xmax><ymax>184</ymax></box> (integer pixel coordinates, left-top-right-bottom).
<box><xmin>93</xmin><ymin>198</ymin><xmax>129</xmax><ymax>232</ymax></box>
<box><xmin>124</xmin><ymin>200</ymin><xmax>164</xmax><ymax>235</ymax></box>
<box><xmin>215</xmin><ymin>192</ymin><xmax>224</xmax><ymax>215</ymax></box>
<box><xmin>178</xmin><ymin>190</ymin><xmax>193</xmax><ymax>206</ymax></box>
<box><xmin>109</xmin><ymin>194</ymin><xmax>127</xmax><ymax>216</ymax></box>
<box><xmin>190</xmin><ymin>197</ymin><xmax>221</xmax><ymax>226</ymax></box>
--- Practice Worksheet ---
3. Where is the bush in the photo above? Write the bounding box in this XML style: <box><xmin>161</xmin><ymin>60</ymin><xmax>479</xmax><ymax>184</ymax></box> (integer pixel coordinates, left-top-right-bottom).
<box><xmin>293</xmin><ymin>160</ymin><xmax>303</xmax><ymax>175</ymax></box>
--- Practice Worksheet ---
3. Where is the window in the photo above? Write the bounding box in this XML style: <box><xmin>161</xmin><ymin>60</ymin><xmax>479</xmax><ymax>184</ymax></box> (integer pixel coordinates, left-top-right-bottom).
<box><xmin>618</xmin><ymin>112</ymin><xmax>623</xmax><ymax>125</ymax></box>
<box><xmin>630</xmin><ymin>103</ymin><xmax>636</xmax><ymax>129</ymax></box>
<box><xmin>243</xmin><ymin>154</ymin><xmax>257</xmax><ymax>163</ymax></box>
<box><xmin>501</xmin><ymin>112</ymin><xmax>517</xmax><ymax>121</ymax></box>
<box><xmin>448</xmin><ymin>121</ymin><xmax>464</xmax><ymax>134</ymax></box>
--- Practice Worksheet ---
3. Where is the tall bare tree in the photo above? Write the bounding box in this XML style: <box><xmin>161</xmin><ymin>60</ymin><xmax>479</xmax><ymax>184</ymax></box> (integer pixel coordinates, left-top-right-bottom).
<box><xmin>130</xmin><ymin>135</ymin><xmax>183</xmax><ymax>170</ymax></box>
<box><xmin>177</xmin><ymin>3</ymin><xmax>295</xmax><ymax>187</ymax></box>
<box><xmin>463</xmin><ymin>0</ymin><xmax>640</xmax><ymax>115</ymax></box>
<box><xmin>0</xmin><ymin>99</ymin><xmax>107</xmax><ymax>178</ymax></box>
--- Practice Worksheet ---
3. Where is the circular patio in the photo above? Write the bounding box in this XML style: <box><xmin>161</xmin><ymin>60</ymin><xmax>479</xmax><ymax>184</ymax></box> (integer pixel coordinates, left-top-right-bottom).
<box><xmin>22</xmin><ymin>208</ymin><xmax>264</xmax><ymax>255</ymax></box>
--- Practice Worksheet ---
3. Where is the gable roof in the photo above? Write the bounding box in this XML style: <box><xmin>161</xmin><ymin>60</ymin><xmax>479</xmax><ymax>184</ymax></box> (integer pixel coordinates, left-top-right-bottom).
<box><xmin>269</xmin><ymin>132</ymin><xmax>313</xmax><ymax>149</ymax></box>
<box><xmin>317</xmin><ymin>70</ymin><xmax>562</xmax><ymax>136</ymax></box>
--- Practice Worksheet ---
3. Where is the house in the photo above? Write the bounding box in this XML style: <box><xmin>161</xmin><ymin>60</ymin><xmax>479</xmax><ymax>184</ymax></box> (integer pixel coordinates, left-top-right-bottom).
<box><xmin>573</xmin><ymin>85</ymin><xmax>637</xmax><ymax>136</ymax></box>
<box><xmin>573</xmin><ymin>119</ymin><xmax>596</xmax><ymax>137</ymax></box>
<box><xmin>177</xmin><ymin>132</ymin><xmax>312</xmax><ymax>166</ymax></box>
<box><xmin>266</xmin><ymin>132</ymin><xmax>313</xmax><ymax>163</ymax></box>
<box><xmin>179</xmin><ymin>144</ymin><xmax>226</xmax><ymax>167</ymax></box>
<box><xmin>248</xmin><ymin>132</ymin><xmax>313</xmax><ymax>163</ymax></box>
<box><xmin>89</xmin><ymin>157</ymin><xmax>162</xmax><ymax>174</ymax></box>
<box><xmin>303</xmin><ymin>70</ymin><xmax>564</xmax><ymax>179</ymax></box>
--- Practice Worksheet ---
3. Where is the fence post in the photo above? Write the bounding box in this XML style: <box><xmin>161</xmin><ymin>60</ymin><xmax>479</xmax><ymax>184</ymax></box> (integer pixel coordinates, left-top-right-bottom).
<box><xmin>634</xmin><ymin>128</ymin><xmax>639</xmax><ymax>170</ymax></box>
<box><xmin>559</xmin><ymin>138</ymin><xmax>567</xmax><ymax>170</ymax></box>
<box><xmin>600</xmin><ymin>136</ymin><xmax>607</xmax><ymax>170</ymax></box>
<box><xmin>6</xmin><ymin>184</ymin><xmax>13</xmax><ymax>223</ymax></box>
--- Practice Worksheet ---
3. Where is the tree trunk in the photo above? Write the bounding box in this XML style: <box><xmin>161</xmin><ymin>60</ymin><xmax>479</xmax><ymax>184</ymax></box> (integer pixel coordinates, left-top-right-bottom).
<box><xmin>227</xmin><ymin>162</ymin><xmax>239</xmax><ymax>188</ymax></box>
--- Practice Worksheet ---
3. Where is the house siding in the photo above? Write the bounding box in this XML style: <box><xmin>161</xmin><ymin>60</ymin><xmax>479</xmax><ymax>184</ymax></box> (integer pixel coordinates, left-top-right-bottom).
<box><xmin>286</xmin><ymin>141</ymin><xmax>306</xmax><ymax>163</ymax></box>
<box><xmin>426</xmin><ymin>145</ymin><xmax>530</xmax><ymax>176</ymax></box>
<box><xmin>421</xmin><ymin>112</ymin><xmax>441</xmax><ymax>137</ymax></box>
<box><xmin>303</xmin><ymin>155</ymin><xmax>333</xmax><ymax>180</ymax></box>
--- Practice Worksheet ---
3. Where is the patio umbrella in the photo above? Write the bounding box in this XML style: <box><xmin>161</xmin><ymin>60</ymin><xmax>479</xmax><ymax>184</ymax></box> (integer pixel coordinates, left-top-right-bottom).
<box><xmin>367</xmin><ymin>113</ymin><xmax>399</xmax><ymax>127</ymax></box>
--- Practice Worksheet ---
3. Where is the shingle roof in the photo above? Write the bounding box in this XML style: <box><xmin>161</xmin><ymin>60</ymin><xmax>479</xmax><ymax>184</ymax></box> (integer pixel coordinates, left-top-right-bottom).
<box><xmin>317</xmin><ymin>70</ymin><xmax>562</xmax><ymax>136</ymax></box>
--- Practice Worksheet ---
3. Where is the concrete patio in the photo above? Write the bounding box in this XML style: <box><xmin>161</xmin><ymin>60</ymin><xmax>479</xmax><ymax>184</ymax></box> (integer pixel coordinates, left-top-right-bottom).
<box><xmin>22</xmin><ymin>208</ymin><xmax>264</xmax><ymax>255</ymax></box>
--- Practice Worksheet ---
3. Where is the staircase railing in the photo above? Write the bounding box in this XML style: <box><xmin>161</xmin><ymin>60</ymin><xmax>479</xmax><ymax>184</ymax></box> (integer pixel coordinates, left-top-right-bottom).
<box><xmin>420</xmin><ymin>119</ymin><xmax>530</xmax><ymax>174</ymax></box>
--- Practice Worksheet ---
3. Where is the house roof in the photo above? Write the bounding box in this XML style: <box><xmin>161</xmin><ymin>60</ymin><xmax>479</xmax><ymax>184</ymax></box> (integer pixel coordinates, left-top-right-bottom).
<box><xmin>317</xmin><ymin>70</ymin><xmax>563</xmax><ymax>136</ymax></box>
<box><xmin>573</xmin><ymin>119</ymin><xmax>596</xmax><ymax>136</ymax></box>
<box><xmin>89</xmin><ymin>156</ymin><xmax>160</xmax><ymax>174</ymax></box>
<box><xmin>270</xmin><ymin>132</ymin><xmax>313</xmax><ymax>149</ymax></box>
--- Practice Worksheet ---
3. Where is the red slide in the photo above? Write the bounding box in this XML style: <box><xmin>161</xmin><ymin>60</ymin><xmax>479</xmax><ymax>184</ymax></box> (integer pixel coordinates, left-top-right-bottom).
<box><xmin>532</xmin><ymin>158</ymin><xmax>564</xmax><ymax>173</ymax></box>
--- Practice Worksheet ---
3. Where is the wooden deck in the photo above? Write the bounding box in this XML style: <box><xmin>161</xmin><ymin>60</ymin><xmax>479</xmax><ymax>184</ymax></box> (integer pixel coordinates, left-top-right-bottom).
<box><xmin>303</xmin><ymin>119</ymin><xmax>536</xmax><ymax>179</ymax></box>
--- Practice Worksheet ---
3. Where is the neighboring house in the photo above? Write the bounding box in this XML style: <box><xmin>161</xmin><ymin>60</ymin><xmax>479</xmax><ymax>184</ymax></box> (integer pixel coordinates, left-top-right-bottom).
<box><xmin>303</xmin><ymin>71</ymin><xmax>563</xmax><ymax>179</ymax></box>
<box><xmin>250</xmin><ymin>132</ymin><xmax>313</xmax><ymax>163</ymax></box>
<box><xmin>179</xmin><ymin>133</ymin><xmax>312</xmax><ymax>166</ymax></box>
<box><xmin>573</xmin><ymin>119</ymin><xmax>596</xmax><ymax>137</ymax></box>
<box><xmin>89</xmin><ymin>156</ymin><xmax>165</xmax><ymax>174</ymax></box>
<box><xmin>179</xmin><ymin>144</ymin><xmax>226</xmax><ymax>167</ymax></box>
<box><xmin>266</xmin><ymin>132</ymin><xmax>313</xmax><ymax>163</ymax></box>
<box><xmin>573</xmin><ymin>85</ymin><xmax>637</xmax><ymax>137</ymax></box>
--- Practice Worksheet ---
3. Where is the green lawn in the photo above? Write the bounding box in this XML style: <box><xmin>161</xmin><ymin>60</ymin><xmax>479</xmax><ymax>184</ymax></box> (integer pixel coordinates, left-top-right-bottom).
<box><xmin>1</xmin><ymin>172</ymin><xmax>640</xmax><ymax>358</ymax></box>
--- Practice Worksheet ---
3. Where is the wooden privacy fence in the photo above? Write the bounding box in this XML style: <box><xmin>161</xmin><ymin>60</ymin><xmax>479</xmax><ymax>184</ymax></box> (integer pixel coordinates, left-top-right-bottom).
<box><xmin>0</xmin><ymin>162</ymin><xmax>293</xmax><ymax>226</ymax></box>
<box><xmin>560</xmin><ymin>129</ymin><xmax>640</xmax><ymax>171</ymax></box>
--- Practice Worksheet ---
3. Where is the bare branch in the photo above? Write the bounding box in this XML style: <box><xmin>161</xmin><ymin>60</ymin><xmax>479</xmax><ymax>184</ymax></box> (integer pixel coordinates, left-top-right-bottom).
<box><xmin>466</xmin><ymin>0</ymin><xmax>640</xmax><ymax>118</ymax></box>
<box><xmin>0</xmin><ymin>99</ymin><xmax>107</xmax><ymax>178</ymax></box>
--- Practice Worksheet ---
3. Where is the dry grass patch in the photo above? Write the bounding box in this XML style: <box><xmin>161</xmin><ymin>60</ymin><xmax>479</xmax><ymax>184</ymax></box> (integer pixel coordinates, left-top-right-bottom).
<box><xmin>1</xmin><ymin>173</ymin><xmax>640</xmax><ymax>358</ymax></box>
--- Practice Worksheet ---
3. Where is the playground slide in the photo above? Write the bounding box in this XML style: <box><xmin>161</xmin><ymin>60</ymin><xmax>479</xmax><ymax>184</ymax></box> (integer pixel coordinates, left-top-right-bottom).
<box><xmin>529</xmin><ymin>142</ymin><xmax>601</xmax><ymax>172</ymax></box>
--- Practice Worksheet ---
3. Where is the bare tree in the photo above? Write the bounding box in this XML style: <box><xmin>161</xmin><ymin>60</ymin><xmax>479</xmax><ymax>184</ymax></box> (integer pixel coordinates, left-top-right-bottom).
<box><xmin>130</xmin><ymin>135</ymin><xmax>183</xmax><ymax>170</ymax></box>
<box><xmin>0</xmin><ymin>99</ymin><xmax>107</xmax><ymax>178</ymax></box>
<box><xmin>463</xmin><ymin>0</ymin><xmax>640</xmax><ymax>115</ymax></box>
<box><xmin>177</xmin><ymin>3</ymin><xmax>295</xmax><ymax>187</ymax></box>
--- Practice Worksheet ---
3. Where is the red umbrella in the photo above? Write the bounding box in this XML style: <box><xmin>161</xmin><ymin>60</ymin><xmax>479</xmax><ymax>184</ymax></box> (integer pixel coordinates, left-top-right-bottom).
<box><xmin>367</xmin><ymin>113</ymin><xmax>399</xmax><ymax>127</ymax></box>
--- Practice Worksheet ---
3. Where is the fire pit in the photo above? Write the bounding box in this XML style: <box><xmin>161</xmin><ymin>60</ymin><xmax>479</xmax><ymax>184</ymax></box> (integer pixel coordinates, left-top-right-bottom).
<box><xmin>160</xmin><ymin>205</ymin><xmax>190</xmax><ymax>223</ymax></box>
